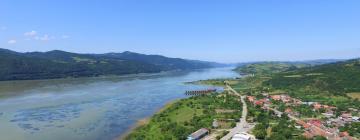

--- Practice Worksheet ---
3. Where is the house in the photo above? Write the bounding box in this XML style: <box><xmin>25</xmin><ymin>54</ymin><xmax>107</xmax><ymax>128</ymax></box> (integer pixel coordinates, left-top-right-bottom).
<box><xmin>341</xmin><ymin>113</ymin><xmax>352</xmax><ymax>119</ymax></box>
<box><xmin>297</xmin><ymin>120</ymin><xmax>310</xmax><ymax>129</ymax></box>
<box><xmin>247</xmin><ymin>96</ymin><xmax>255</xmax><ymax>103</ymax></box>
<box><xmin>187</xmin><ymin>128</ymin><xmax>209</xmax><ymax>140</ymax></box>
<box><xmin>261</xmin><ymin>93</ymin><xmax>269</xmax><ymax>97</ymax></box>
<box><xmin>212</xmin><ymin>119</ymin><xmax>219</xmax><ymax>128</ymax></box>
<box><xmin>285</xmin><ymin>108</ymin><xmax>292</xmax><ymax>114</ymax></box>
<box><xmin>255</xmin><ymin>100</ymin><xmax>264</xmax><ymax>106</ymax></box>
<box><xmin>308</xmin><ymin>119</ymin><xmax>323</xmax><ymax>127</ymax></box>
<box><xmin>340</xmin><ymin>131</ymin><xmax>349</xmax><ymax>137</ymax></box>
<box><xmin>313</xmin><ymin>103</ymin><xmax>322</xmax><ymax>110</ymax></box>
<box><xmin>231</xmin><ymin>132</ymin><xmax>251</xmax><ymax>140</ymax></box>
<box><xmin>270</xmin><ymin>95</ymin><xmax>281</xmax><ymax>101</ymax></box>
<box><xmin>293</xmin><ymin>99</ymin><xmax>302</xmax><ymax>105</ymax></box>
<box><xmin>322</xmin><ymin>111</ymin><xmax>334</xmax><ymax>118</ymax></box>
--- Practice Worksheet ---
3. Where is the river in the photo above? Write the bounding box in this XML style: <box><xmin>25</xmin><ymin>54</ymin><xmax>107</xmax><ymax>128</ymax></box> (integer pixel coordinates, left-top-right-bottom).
<box><xmin>0</xmin><ymin>67</ymin><xmax>238</xmax><ymax>140</ymax></box>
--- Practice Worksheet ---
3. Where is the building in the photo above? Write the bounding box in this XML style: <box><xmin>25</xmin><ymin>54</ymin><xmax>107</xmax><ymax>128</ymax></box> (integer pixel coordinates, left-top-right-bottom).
<box><xmin>270</xmin><ymin>95</ymin><xmax>281</xmax><ymax>101</ymax></box>
<box><xmin>285</xmin><ymin>108</ymin><xmax>292</xmax><ymax>114</ymax></box>
<box><xmin>247</xmin><ymin>96</ymin><xmax>255</xmax><ymax>103</ymax></box>
<box><xmin>231</xmin><ymin>132</ymin><xmax>251</xmax><ymax>140</ymax></box>
<box><xmin>313</xmin><ymin>103</ymin><xmax>322</xmax><ymax>110</ymax></box>
<box><xmin>322</xmin><ymin>111</ymin><xmax>334</xmax><ymax>118</ymax></box>
<box><xmin>212</xmin><ymin>119</ymin><xmax>219</xmax><ymax>128</ymax></box>
<box><xmin>187</xmin><ymin>128</ymin><xmax>209</xmax><ymax>140</ymax></box>
<box><xmin>308</xmin><ymin>119</ymin><xmax>323</xmax><ymax>127</ymax></box>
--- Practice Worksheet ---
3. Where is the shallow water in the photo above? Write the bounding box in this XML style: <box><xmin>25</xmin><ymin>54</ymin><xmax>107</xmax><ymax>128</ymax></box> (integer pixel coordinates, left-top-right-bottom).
<box><xmin>0</xmin><ymin>67</ymin><xmax>238</xmax><ymax>140</ymax></box>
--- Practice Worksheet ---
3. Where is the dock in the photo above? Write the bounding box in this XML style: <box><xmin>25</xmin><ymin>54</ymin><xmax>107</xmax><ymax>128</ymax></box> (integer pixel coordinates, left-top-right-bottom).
<box><xmin>185</xmin><ymin>89</ymin><xmax>217</xmax><ymax>96</ymax></box>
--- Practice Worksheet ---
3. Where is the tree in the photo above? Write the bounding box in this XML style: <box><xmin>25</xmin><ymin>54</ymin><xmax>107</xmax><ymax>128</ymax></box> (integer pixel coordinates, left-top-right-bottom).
<box><xmin>253</xmin><ymin>123</ymin><xmax>267</xmax><ymax>139</ymax></box>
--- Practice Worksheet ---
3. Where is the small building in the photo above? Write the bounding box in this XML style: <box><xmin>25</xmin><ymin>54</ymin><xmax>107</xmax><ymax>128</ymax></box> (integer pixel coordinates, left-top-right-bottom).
<box><xmin>285</xmin><ymin>108</ymin><xmax>292</xmax><ymax>114</ymax></box>
<box><xmin>270</xmin><ymin>95</ymin><xmax>281</xmax><ymax>101</ymax></box>
<box><xmin>322</xmin><ymin>111</ymin><xmax>334</xmax><ymax>118</ymax></box>
<box><xmin>308</xmin><ymin>119</ymin><xmax>323</xmax><ymax>127</ymax></box>
<box><xmin>302</xmin><ymin>102</ymin><xmax>316</xmax><ymax>105</ymax></box>
<box><xmin>340</xmin><ymin>131</ymin><xmax>349</xmax><ymax>137</ymax></box>
<box><xmin>231</xmin><ymin>132</ymin><xmax>251</xmax><ymax>140</ymax></box>
<box><xmin>341</xmin><ymin>113</ymin><xmax>352</xmax><ymax>119</ymax></box>
<box><xmin>247</xmin><ymin>96</ymin><xmax>255</xmax><ymax>102</ymax></box>
<box><xmin>255</xmin><ymin>100</ymin><xmax>264</xmax><ymax>106</ymax></box>
<box><xmin>261</xmin><ymin>93</ymin><xmax>269</xmax><ymax>97</ymax></box>
<box><xmin>187</xmin><ymin>128</ymin><xmax>209</xmax><ymax>140</ymax></box>
<box><xmin>313</xmin><ymin>103</ymin><xmax>322</xmax><ymax>110</ymax></box>
<box><xmin>352</xmin><ymin>116</ymin><xmax>360</xmax><ymax>122</ymax></box>
<box><xmin>212</xmin><ymin>119</ymin><xmax>219</xmax><ymax>128</ymax></box>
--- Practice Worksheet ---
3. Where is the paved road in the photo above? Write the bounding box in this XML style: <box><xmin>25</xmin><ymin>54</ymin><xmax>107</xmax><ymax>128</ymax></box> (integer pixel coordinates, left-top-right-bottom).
<box><xmin>220</xmin><ymin>85</ymin><xmax>252</xmax><ymax>140</ymax></box>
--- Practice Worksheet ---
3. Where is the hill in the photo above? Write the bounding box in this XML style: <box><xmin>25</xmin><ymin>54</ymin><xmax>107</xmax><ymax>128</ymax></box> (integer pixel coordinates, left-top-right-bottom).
<box><xmin>98</xmin><ymin>51</ymin><xmax>220</xmax><ymax>70</ymax></box>
<box><xmin>265</xmin><ymin>59</ymin><xmax>360</xmax><ymax>96</ymax></box>
<box><xmin>234</xmin><ymin>62</ymin><xmax>310</xmax><ymax>76</ymax></box>
<box><xmin>0</xmin><ymin>48</ymin><xmax>217</xmax><ymax>81</ymax></box>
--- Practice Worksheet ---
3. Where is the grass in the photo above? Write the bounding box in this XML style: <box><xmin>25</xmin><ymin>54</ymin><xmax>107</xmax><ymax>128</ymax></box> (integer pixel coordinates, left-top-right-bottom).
<box><xmin>125</xmin><ymin>92</ymin><xmax>243</xmax><ymax>140</ymax></box>
<box><xmin>168</xmin><ymin>106</ymin><xmax>200</xmax><ymax>122</ymax></box>
<box><xmin>347</xmin><ymin>92</ymin><xmax>360</xmax><ymax>99</ymax></box>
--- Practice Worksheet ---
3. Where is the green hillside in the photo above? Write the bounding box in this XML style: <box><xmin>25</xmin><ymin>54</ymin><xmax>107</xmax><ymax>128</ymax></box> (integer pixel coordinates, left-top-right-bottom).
<box><xmin>234</xmin><ymin>62</ymin><xmax>310</xmax><ymax>75</ymax></box>
<box><xmin>266</xmin><ymin>59</ymin><xmax>360</xmax><ymax>96</ymax></box>
<box><xmin>232</xmin><ymin>59</ymin><xmax>360</xmax><ymax>110</ymax></box>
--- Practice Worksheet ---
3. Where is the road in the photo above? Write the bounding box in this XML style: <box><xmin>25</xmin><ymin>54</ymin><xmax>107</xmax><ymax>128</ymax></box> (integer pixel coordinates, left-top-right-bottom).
<box><xmin>219</xmin><ymin>85</ymin><xmax>253</xmax><ymax>140</ymax></box>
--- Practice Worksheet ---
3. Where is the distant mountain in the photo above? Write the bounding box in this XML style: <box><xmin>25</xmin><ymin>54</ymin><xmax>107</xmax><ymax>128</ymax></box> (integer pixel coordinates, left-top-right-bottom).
<box><xmin>0</xmin><ymin>48</ymin><xmax>218</xmax><ymax>81</ymax></box>
<box><xmin>98</xmin><ymin>51</ymin><xmax>221</xmax><ymax>70</ymax></box>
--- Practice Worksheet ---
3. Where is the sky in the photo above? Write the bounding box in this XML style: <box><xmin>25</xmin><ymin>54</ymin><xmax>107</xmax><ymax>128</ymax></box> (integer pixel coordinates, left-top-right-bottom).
<box><xmin>0</xmin><ymin>0</ymin><xmax>359</xmax><ymax>63</ymax></box>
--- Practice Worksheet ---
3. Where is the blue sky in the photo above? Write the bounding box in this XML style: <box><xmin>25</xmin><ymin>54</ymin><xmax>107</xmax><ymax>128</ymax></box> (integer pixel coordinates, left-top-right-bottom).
<box><xmin>1</xmin><ymin>0</ymin><xmax>359</xmax><ymax>63</ymax></box>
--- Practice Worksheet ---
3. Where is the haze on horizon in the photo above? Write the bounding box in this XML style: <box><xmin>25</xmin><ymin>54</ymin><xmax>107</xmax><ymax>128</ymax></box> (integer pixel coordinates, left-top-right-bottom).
<box><xmin>1</xmin><ymin>0</ymin><xmax>359</xmax><ymax>63</ymax></box>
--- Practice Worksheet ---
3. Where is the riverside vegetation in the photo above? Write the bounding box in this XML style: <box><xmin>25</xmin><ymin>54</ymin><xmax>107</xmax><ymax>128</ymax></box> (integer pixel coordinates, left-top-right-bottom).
<box><xmin>125</xmin><ymin>92</ymin><xmax>242</xmax><ymax>140</ymax></box>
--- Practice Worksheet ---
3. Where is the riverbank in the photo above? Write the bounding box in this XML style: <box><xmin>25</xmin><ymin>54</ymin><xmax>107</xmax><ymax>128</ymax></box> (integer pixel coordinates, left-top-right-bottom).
<box><xmin>123</xmin><ymin>90</ymin><xmax>243</xmax><ymax>140</ymax></box>
<box><xmin>117</xmin><ymin>100</ymin><xmax>178</xmax><ymax>140</ymax></box>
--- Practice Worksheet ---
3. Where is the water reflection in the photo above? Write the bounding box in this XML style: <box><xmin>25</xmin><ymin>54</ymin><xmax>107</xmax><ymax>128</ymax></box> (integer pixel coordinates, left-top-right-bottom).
<box><xmin>0</xmin><ymin>67</ymin><xmax>238</xmax><ymax>140</ymax></box>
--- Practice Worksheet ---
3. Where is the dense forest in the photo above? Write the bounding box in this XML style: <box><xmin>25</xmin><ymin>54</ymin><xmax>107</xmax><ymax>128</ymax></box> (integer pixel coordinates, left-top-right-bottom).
<box><xmin>0</xmin><ymin>48</ymin><xmax>218</xmax><ymax>81</ymax></box>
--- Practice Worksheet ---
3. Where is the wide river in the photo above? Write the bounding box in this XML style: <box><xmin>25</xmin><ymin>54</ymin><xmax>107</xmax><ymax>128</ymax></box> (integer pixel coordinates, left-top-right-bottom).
<box><xmin>0</xmin><ymin>67</ymin><xmax>238</xmax><ymax>140</ymax></box>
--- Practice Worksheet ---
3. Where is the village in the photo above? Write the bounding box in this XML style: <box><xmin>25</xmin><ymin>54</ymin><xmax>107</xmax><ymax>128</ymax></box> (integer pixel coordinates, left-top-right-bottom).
<box><xmin>185</xmin><ymin>87</ymin><xmax>359</xmax><ymax>140</ymax></box>
<box><xmin>246</xmin><ymin>93</ymin><xmax>359</xmax><ymax>140</ymax></box>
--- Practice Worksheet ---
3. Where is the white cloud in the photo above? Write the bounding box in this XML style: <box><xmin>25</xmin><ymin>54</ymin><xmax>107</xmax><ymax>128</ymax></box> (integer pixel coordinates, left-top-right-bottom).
<box><xmin>35</xmin><ymin>34</ymin><xmax>53</xmax><ymax>41</ymax></box>
<box><xmin>24</xmin><ymin>30</ymin><xmax>37</xmax><ymax>36</ymax></box>
<box><xmin>61</xmin><ymin>35</ymin><xmax>70</xmax><ymax>39</ymax></box>
<box><xmin>7</xmin><ymin>39</ymin><xmax>16</xmax><ymax>44</ymax></box>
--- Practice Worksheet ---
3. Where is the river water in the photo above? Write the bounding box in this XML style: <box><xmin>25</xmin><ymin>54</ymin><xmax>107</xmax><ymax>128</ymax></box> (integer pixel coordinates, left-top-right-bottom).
<box><xmin>0</xmin><ymin>67</ymin><xmax>238</xmax><ymax>140</ymax></box>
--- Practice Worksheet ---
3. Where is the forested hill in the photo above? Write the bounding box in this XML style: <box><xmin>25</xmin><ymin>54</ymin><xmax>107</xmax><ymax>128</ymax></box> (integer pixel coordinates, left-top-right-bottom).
<box><xmin>234</xmin><ymin>62</ymin><xmax>311</xmax><ymax>75</ymax></box>
<box><xmin>97</xmin><ymin>51</ymin><xmax>222</xmax><ymax>70</ymax></box>
<box><xmin>265</xmin><ymin>59</ymin><xmax>360</xmax><ymax>95</ymax></box>
<box><xmin>0</xmin><ymin>48</ymin><xmax>218</xmax><ymax>81</ymax></box>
